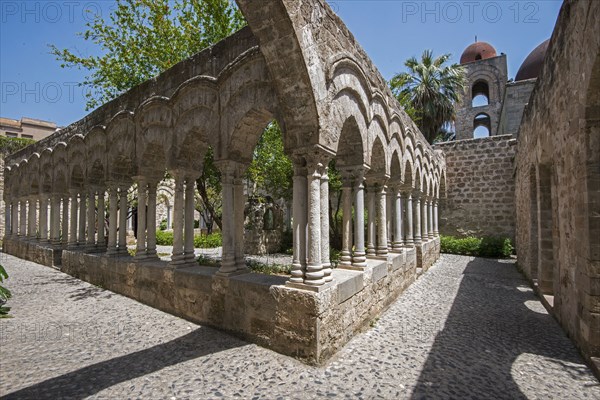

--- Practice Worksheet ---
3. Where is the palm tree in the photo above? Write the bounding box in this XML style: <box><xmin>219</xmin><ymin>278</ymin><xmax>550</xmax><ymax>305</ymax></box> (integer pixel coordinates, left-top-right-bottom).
<box><xmin>389</xmin><ymin>50</ymin><xmax>466</xmax><ymax>144</ymax></box>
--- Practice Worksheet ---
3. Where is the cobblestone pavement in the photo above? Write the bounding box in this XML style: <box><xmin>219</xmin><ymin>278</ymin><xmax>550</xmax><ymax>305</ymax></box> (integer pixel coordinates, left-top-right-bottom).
<box><xmin>1</xmin><ymin>252</ymin><xmax>598</xmax><ymax>399</ymax></box>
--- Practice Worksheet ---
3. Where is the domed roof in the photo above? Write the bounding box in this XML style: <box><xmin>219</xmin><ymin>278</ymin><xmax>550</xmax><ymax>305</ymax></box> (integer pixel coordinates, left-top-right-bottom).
<box><xmin>460</xmin><ymin>41</ymin><xmax>497</xmax><ymax>64</ymax></box>
<box><xmin>515</xmin><ymin>39</ymin><xmax>549</xmax><ymax>81</ymax></box>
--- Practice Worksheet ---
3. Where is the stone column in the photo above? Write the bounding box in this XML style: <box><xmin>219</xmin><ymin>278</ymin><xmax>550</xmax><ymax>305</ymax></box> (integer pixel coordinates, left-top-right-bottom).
<box><xmin>353</xmin><ymin>173</ymin><xmax>367</xmax><ymax>267</ymax></box>
<box><xmin>386</xmin><ymin>190</ymin><xmax>393</xmax><ymax>250</ymax></box>
<box><xmin>4</xmin><ymin>201</ymin><xmax>11</xmax><ymax>238</ymax></box>
<box><xmin>376</xmin><ymin>183</ymin><xmax>388</xmax><ymax>256</ymax></box>
<box><xmin>366</xmin><ymin>186</ymin><xmax>376</xmax><ymax>256</ymax></box>
<box><xmin>118</xmin><ymin>186</ymin><xmax>128</xmax><ymax>253</ymax></box>
<box><xmin>290</xmin><ymin>163</ymin><xmax>307</xmax><ymax>284</ymax></box>
<box><xmin>305</xmin><ymin>161</ymin><xmax>324</xmax><ymax>286</ymax></box>
<box><xmin>61</xmin><ymin>196</ymin><xmax>69</xmax><ymax>246</ymax></box>
<box><xmin>404</xmin><ymin>192</ymin><xmax>414</xmax><ymax>245</ymax></box>
<box><xmin>339</xmin><ymin>176</ymin><xmax>353</xmax><ymax>266</ymax></box>
<box><xmin>87</xmin><ymin>191</ymin><xmax>96</xmax><ymax>247</ymax></box>
<box><xmin>393</xmin><ymin>187</ymin><xmax>403</xmax><ymax>251</ymax></box>
<box><xmin>320</xmin><ymin>166</ymin><xmax>332</xmax><ymax>282</ymax></box>
<box><xmin>69</xmin><ymin>191</ymin><xmax>78</xmax><ymax>246</ymax></box>
<box><xmin>170</xmin><ymin>175</ymin><xmax>185</xmax><ymax>265</ymax></box>
<box><xmin>78</xmin><ymin>192</ymin><xmax>87</xmax><ymax>245</ymax></box>
<box><xmin>434</xmin><ymin>198</ymin><xmax>439</xmax><ymax>237</ymax></box>
<box><xmin>183</xmin><ymin>177</ymin><xmax>196</xmax><ymax>263</ymax></box>
<box><xmin>97</xmin><ymin>191</ymin><xmax>105</xmax><ymax>247</ymax></box>
<box><xmin>413</xmin><ymin>192</ymin><xmax>421</xmax><ymax>243</ymax></box>
<box><xmin>11</xmin><ymin>200</ymin><xmax>18</xmax><ymax>236</ymax></box>
<box><xmin>134</xmin><ymin>179</ymin><xmax>147</xmax><ymax>260</ymax></box>
<box><xmin>50</xmin><ymin>195</ymin><xmax>61</xmax><ymax>245</ymax></box>
<box><xmin>107</xmin><ymin>186</ymin><xmax>118</xmax><ymax>254</ymax></box>
<box><xmin>39</xmin><ymin>195</ymin><xmax>48</xmax><ymax>242</ymax></box>
<box><xmin>146</xmin><ymin>181</ymin><xmax>158</xmax><ymax>259</ymax></box>
<box><xmin>19</xmin><ymin>199</ymin><xmax>27</xmax><ymax>237</ymax></box>
<box><xmin>421</xmin><ymin>196</ymin><xmax>428</xmax><ymax>242</ymax></box>
<box><xmin>218</xmin><ymin>165</ymin><xmax>236</xmax><ymax>275</ymax></box>
<box><xmin>233</xmin><ymin>176</ymin><xmax>247</xmax><ymax>272</ymax></box>
<box><xmin>27</xmin><ymin>196</ymin><xmax>37</xmax><ymax>239</ymax></box>
<box><xmin>428</xmin><ymin>199</ymin><xmax>434</xmax><ymax>239</ymax></box>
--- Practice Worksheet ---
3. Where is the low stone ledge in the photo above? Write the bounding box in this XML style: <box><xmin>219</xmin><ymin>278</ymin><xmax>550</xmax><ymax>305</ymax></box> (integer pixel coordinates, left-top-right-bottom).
<box><xmin>17</xmin><ymin>239</ymin><xmax>437</xmax><ymax>364</ymax></box>
<box><xmin>2</xmin><ymin>236</ymin><xmax>62</xmax><ymax>268</ymax></box>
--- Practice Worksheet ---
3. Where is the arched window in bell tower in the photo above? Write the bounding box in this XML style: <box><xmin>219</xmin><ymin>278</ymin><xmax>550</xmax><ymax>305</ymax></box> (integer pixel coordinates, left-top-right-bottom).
<box><xmin>473</xmin><ymin>113</ymin><xmax>491</xmax><ymax>138</ymax></box>
<box><xmin>471</xmin><ymin>80</ymin><xmax>490</xmax><ymax>107</ymax></box>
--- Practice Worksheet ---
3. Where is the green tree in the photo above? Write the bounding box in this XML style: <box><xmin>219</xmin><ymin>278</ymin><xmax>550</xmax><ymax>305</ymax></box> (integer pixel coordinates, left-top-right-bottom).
<box><xmin>389</xmin><ymin>50</ymin><xmax>466</xmax><ymax>144</ymax></box>
<box><xmin>246</xmin><ymin>121</ymin><xmax>293</xmax><ymax>201</ymax></box>
<box><xmin>50</xmin><ymin>0</ymin><xmax>245</xmax><ymax>230</ymax></box>
<box><xmin>50</xmin><ymin>0</ymin><xmax>245</xmax><ymax>110</ymax></box>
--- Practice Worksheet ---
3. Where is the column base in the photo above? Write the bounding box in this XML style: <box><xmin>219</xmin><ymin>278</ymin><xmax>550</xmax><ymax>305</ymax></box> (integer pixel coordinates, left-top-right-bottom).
<box><xmin>285</xmin><ymin>280</ymin><xmax>335</xmax><ymax>292</ymax></box>
<box><xmin>215</xmin><ymin>268</ymin><xmax>248</xmax><ymax>277</ymax></box>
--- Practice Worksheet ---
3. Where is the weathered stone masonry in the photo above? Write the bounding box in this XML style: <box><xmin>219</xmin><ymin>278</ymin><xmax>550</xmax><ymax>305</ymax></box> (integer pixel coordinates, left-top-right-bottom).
<box><xmin>514</xmin><ymin>0</ymin><xmax>600</xmax><ymax>373</ymax></box>
<box><xmin>2</xmin><ymin>0</ymin><xmax>444</xmax><ymax>363</ymax></box>
<box><xmin>435</xmin><ymin>135</ymin><xmax>516</xmax><ymax>241</ymax></box>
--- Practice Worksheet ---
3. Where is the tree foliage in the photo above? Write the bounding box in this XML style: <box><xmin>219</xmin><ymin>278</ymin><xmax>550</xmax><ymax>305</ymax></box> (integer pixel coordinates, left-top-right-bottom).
<box><xmin>390</xmin><ymin>50</ymin><xmax>466</xmax><ymax>144</ymax></box>
<box><xmin>0</xmin><ymin>137</ymin><xmax>36</xmax><ymax>156</ymax></box>
<box><xmin>246</xmin><ymin>121</ymin><xmax>293</xmax><ymax>201</ymax></box>
<box><xmin>50</xmin><ymin>0</ymin><xmax>245</xmax><ymax>230</ymax></box>
<box><xmin>50</xmin><ymin>0</ymin><xmax>245</xmax><ymax>110</ymax></box>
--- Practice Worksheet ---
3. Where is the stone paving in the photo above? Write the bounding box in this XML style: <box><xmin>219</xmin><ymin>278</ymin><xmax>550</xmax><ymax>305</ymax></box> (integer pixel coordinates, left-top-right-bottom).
<box><xmin>1</xmin><ymin>252</ymin><xmax>598</xmax><ymax>399</ymax></box>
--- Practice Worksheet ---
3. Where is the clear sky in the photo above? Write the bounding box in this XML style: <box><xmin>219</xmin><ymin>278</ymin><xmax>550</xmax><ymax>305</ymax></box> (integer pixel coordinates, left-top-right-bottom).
<box><xmin>0</xmin><ymin>0</ymin><xmax>563</xmax><ymax>128</ymax></box>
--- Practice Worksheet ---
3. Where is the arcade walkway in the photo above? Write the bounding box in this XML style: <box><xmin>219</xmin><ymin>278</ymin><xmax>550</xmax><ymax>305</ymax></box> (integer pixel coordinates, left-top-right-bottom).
<box><xmin>1</xmin><ymin>253</ymin><xmax>598</xmax><ymax>399</ymax></box>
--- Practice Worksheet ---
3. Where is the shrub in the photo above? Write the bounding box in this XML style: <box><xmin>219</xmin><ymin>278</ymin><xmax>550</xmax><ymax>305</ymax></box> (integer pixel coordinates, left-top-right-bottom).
<box><xmin>0</xmin><ymin>265</ymin><xmax>12</xmax><ymax>318</ymax></box>
<box><xmin>440</xmin><ymin>235</ymin><xmax>513</xmax><ymax>258</ymax></box>
<box><xmin>156</xmin><ymin>230</ymin><xmax>174</xmax><ymax>246</ymax></box>
<box><xmin>279</xmin><ymin>230</ymin><xmax>293</xmax><ymax>253</ymax></box>
<box><xmin>194</xmin><ymin>232</ymin><xmax>222</xmax><ymax>248</ymax></box>
<box><xmin>159</xmin><ymin>219</ymin><xmax>168</xmax><ymax>231</ymax></box>
<box><xmin>246</xmin><ymin>259</ymin><xmax>291</xmax><ymax>275</ymax></box>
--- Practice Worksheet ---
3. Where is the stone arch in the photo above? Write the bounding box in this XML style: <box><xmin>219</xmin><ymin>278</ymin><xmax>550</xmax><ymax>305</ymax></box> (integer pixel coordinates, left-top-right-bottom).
<box><xmin>389</xmin><ymin>148</ymin><xmax>402</xmax><ymax>183</ymax></box>
<box><xmin>171</xmin><ymin>78</ymin><xmax>219</xmax><ymax>172</ymax></box>
<box><xmin>68</xmin><ymin>135</ymin><xmax>86</xmax><ymax>190</ymax></box>
<box><xmin>39</xmin><ymin>148</ymin><xmax>53</xmax><ymax>194</ymax></box>
<box><xmin>334</xmin><ymin>116</ymin><xmax>367</xmax><ymax>168</ymax></box>
<box><xmin>85</xmin><ymin>126</ymin><xmax>107</xmax><ymax>188</ymax></box>
<box><xmin>106</xmin><ymin>112</ymin><xmax>136</xmax><ymax>183</ymax></box>
<box><xmin>236</xmin><ymin>0</ymin><xmax>320</xmax><ymax>149</ymax></box>
<box><xmin>367</xmin><ymin>134</ymin><xmax>387</xmax><ymax>177</ymax></box>
<box><xmin>403</xmin><ymin>160</ymin><xmax>414</xmax><ymax>189</ymax></box>
<box><xmin>474</xmin><ymin>112</ymin><xmax>491</xmax><ymax>137</ymax></box>
<box><xmin>136</xmin><ymin>97</ymin><xmax>172</xmax><ymax>181</ymax></box>
<box><xmin>27</xmin><ymin>153</ymin><xmax>40</xmax><ymax>195</ymax></box>
<box><xmin>52</xmin><ymin>143</ymin><xmax>68</xmax><ymax>194</ymax></box>
<box><xmin>471</xmin><ymin>79</ymin><xmax>490</xmax><ymax>107</ymax></box>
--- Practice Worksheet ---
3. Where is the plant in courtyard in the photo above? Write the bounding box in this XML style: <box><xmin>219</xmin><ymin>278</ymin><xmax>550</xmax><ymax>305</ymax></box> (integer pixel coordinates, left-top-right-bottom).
<box><xmin>389</xmin><ymin>50</ymin><xmax>466</xmax><ymax>144</ymax></box>
<box><xmin>0</xmin><ymin>137</ymin><xmax>36</xmax><ymax>156</ymax></box>
<box><xmin>440</xmin><ymin>235</ymin><xmax>513</xmax><ymax>258</ymax></box>
<box><xmin>0</xmin><ymin>265</ymin><xmax>11</xmax><ymax>318</ymax></box>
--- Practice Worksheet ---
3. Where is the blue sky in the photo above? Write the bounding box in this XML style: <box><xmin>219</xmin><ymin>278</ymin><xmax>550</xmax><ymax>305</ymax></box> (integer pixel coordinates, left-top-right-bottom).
<box><xmin>0</xmin><ymin>1</ymin><xmax>562</xmax><ymax>127</ymax></box>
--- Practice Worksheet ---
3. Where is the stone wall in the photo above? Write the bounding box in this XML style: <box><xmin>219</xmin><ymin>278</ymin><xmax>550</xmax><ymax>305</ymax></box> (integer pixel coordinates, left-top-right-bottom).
<box><xmin>58</xmin><ymin>245</ymin><xmax>428</xmax><ymax>364</ymax></box>
<box><xmin>497</xmin><ymin>79</ymin><xmax>536</xmax><ymax>137</ymax></box>
<box><xmin>435</xmin><ymin>135</ymin><xmax>516</xmax><ymax>241</ymax></box>
<box><xmin>514</xmin><ymin>0</ymin><xmax>600</xmax><ymax>369</ymax></box>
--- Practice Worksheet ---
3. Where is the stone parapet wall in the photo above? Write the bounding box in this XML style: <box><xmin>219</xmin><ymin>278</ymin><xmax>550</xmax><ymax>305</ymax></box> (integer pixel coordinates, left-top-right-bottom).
<box><xmin>435</xmin><ymin>135</ymin><xmax>516</xmax><ymax>241</ymax></box>
<box><xmin>2</xmin><ymin>236</ymin><xmax>61</xmax><ymax>267</ymax></box>
<box><xmin>11</xmin><ymin>240</ymin><xmax>439</xmax><ymax>364</ymax></box>
<box><xmin>416</xmin><ymin>238</ymin><xmax>440</xmax><ymax>273</ymax></box>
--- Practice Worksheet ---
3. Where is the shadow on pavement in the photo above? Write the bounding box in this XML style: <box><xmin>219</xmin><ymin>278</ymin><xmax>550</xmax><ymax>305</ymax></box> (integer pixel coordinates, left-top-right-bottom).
<box><xmin>410</xmin><ymin>257</ymin><xmax>596</xmax><ymax>399</ymax></box>
<box><xmin>2</xmin><ymin>327</ymin><xmax>246</xmax><ymax>400</ymax></box>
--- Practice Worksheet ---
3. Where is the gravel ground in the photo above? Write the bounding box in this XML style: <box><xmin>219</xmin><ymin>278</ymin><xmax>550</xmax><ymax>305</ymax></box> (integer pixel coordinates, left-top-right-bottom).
<box><xmin>0</xmin><ymin>252</ymin><xmax>598</xmax><ymax>399</ymax></box>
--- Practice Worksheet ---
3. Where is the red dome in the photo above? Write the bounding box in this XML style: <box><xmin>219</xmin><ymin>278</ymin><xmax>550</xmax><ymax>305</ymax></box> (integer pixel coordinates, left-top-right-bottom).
<box><xmin>515</xmin><ymin>39</ymin><xmax>549</xmax><ymax>81</ymax></box>
<box><xmin>460</xmin><ymin>41</ymin><xmax>497</xmax><ymax>64</ymax></box>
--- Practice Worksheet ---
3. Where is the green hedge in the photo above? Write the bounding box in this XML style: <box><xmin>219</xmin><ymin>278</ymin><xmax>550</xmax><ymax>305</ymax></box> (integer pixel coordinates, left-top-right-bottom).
<box><xmin>440</xmin><ymin>235</ymin><xmax>513</xmax><ymax>258</ymax></box>
<box><xmin>155</xmin><ymin>231</ymin><xmax>222</xmax><ymax>248</ymax></box>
